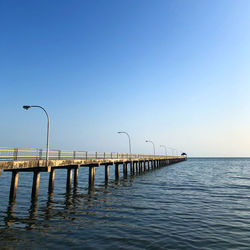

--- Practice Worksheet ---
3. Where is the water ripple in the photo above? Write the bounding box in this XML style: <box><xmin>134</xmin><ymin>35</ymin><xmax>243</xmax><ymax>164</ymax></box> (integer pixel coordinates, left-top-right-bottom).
<box><xmin>1</xmin><ymin>159</ymin><xmax>250</xmax><ymax>249</ymax></box>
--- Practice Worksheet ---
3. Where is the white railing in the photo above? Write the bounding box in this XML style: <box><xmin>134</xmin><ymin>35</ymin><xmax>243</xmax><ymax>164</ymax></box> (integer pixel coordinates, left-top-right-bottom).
<box><xmin>0</xmin><ymin>147</ymin><xmax>180</xmax><ymax>161</ymax></box>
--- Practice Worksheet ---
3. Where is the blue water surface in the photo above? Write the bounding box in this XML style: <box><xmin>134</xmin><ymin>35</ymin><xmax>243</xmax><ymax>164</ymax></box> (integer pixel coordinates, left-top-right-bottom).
<box><xmin>0</xmin><ymin>158</ymin><xmax>250</xmax><ymax>249</ymax></box>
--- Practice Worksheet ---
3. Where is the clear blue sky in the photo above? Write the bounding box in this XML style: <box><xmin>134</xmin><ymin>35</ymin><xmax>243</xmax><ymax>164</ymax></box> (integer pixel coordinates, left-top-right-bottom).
<box><xmin>1</xmin><ymin>0</ymin><xmax>250</xmax><ymax>157</ymax></box>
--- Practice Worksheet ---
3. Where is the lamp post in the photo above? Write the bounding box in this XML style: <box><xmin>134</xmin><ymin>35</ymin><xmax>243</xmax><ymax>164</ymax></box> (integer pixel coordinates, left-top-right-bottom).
<box><xmin>23</xmin><ymin>105</ymin><xmax>50</xmax><ymax>167</ymax></box>
<box><xmin>168</xmin><ymin>147</ymin><xmax>175</xmax><ymax>156</ymax></box>
<box><xmin>117</xmin><ymin>131</ymin><xmax>132</xmax><ymax>158</ymax></box>
<box><xmin>160</xmin><ymin>145</ymin><xmax>167</xmax><ymax>156</ymax></box>
<box><xmin>175</xmin><ymin>148</ymin><xmax>179</xmax><ymax>156</ymax></box>
<box><xmin>174</xmin><ymin>149</ymin><xmax>179</xmax><ymax>156</ymax></box>
<box><xmin>145</xmin><ymin>140</ymin><xmax>155</xmax><ymax>155</ymax></box>
<box><xmin>174</xmin><ymin>148</ymin><xmax>177</xmax><ymax>156</ymax></box>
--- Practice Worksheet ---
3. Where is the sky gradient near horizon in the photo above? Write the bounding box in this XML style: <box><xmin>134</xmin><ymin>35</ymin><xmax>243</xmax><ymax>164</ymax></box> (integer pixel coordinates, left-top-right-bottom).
<box><xmin>1</xmin><ymin>0</ymin><xmax>250</xmax><ymax>157</ymax></box>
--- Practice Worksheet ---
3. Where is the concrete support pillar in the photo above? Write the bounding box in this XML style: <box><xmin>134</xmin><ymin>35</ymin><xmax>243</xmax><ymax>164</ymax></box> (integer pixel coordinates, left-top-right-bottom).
<box><xmin>139</xmin><ymin>162</ymin><xmax>142</xmax><ymax>173</ymax></box>
<box><xmin>123</xmin><ymin>163</ymin><xmax>128</xmax><ymax>177</ymax></box>
<box><xmin>132</xmin><ymin>162</ymin><xmax>135</xmax><ymax>174</ymax></box>
<box><xmin>66</xmin><ymin>168</ymin><xmax>73</xmax><ymax>191</ymax></box>
<box><xmin>136</xmin><ymin>162</ymin><xmax>139</xmax><ymax>173</ymax></box>
<box><xmin>74</xmin><ymin>166</ymin><xmax>79</xmax><ymax>187</ymax></box>
<box><xmin>48</xmin><ymin>168</ymin><xmax>55</xmax><ymax>193</ymax></box>
<box><xmin>143</xmin><ymin>161</ymin><xmax>146</xmax><ymax>171</ymax></box>
<box><xmin>31</xmin><ymin>171</ymin><xmax>41</xmax><ymax>199</ymax></box>
<box><xmin>130</xmin><ymin>162</ymin><xmax>133</xmax><ymax>173</ymax></box>
<box><xmin>115</xmin><ymin>163</ymin><xmax>119</xmax><ymax>179</ymax></box>
<box><xmin>9</xmin><ymin>170</ymin><xmax>19</xmax><ymax>203</ymax></box>
<box><xmin>105</xmin><ymin>165</ymin><xmax>109</xmax><ymax>182</ymax></box>
<box><xmin>89</xmin><ymin>166</ymin><xmax>95</xmax><ymax>186</ymax></box>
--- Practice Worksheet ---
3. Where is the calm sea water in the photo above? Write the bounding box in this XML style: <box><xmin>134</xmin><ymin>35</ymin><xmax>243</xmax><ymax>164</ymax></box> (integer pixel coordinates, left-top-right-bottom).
<box><xmin>0</xmin><ymin>158</ymin><xmax>250</xmax><ymax>249</ymax></box>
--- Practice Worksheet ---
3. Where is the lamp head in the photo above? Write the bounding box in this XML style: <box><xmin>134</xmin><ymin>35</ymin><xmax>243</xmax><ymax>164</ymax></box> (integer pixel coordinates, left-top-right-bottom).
<box><xmin>23</xmin><ymin>105</ymin><xmax>31</xmax><ymax>110</ymax></box>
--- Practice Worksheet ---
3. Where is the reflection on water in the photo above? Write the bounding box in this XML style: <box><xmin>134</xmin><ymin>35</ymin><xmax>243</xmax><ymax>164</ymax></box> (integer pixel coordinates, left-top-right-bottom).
<box><xmin>2</xmin><ymin>166</ymin><xmax>141</xmax><ymax>230</ymax></box>
<box><xmin>5</xmin><ymin>202</ymin><xmax>16</xmax><ymax>228</ymax></box>
<box><xmin>1</xmin><ymin>159</ymin><xmax>250</xmax><ymax>249</ymax></box>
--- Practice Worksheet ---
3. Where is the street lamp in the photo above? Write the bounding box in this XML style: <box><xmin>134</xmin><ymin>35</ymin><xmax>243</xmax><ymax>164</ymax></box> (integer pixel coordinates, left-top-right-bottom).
<box><xmin>160</xmin><ymin>145</ymin><xmax>167</xmax><ymax>155</ymax></box>
<box><xmin>117</xmin><ymin>131</ymin><xmax>132</xmax><ymax>157</ymax></box>
<box><xmin>145</xmin><ymin>140</ymin><xmax>155</xmax><ymax>155</ymax></box>
<box><xmin>174</xmin><ymin>149</ymin><xmax>179</xmax><ymax>156</ymax></box>
<box><xmin>23</xmin><ymin>105</ymin><xmax>50</xmax><ymax>167</ymax></box>
<box><xmin>168</xmin><ymin>147</ymin><xmax>175</xmax><ymax>156</ymax></box>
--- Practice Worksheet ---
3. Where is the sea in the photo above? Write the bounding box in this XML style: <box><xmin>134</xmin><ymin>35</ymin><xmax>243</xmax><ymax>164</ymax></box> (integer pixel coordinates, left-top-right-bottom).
<box><xmin>0</xmin><ymin>158</ymin><xmax>250</xmax><ymax>249</ymax></box>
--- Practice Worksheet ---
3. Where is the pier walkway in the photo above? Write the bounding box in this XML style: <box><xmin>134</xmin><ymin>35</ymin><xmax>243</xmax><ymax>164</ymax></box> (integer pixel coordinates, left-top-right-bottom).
<box><xmin>0</xmin><ymin>147</ymin><xmax>186</xmax><ymax>204</ymax></box>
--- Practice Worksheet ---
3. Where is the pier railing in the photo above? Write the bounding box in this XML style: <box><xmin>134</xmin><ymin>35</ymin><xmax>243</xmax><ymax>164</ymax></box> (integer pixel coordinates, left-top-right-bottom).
<box><xmin>0</xmin><ymin>147</ymin><xmax>178</xmax><ymax>161</ymax></box>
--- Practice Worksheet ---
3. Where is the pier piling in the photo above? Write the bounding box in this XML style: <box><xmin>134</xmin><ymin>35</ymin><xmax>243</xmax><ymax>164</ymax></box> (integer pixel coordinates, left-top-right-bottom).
<box><xmin>123</xmin><ymin>163</ymin><xmax>128</xmax><ymax>177</ymax></box>
<box><xmin>66</xmin><ymin>168</ymin><xmax>73</xmax><ymax>191</ymax></box>
<box><xmin>115</xmin><ymin>163</ymin><xmax>119</xmax><ymax>179</ymax></box>
<box><xmin>9</xmin><ymin>170</ymin><xmax>19</xmax><ymax>203</ymax></box>
<box><xmin>74</xmin><ymin>166</ymin><xmax>79</xmax><ymax>187</ymax></box>
<box><xmin>31</xmin><ymin>171</ymin><xmax>40</xmax><ymax>199</ymax></box>
<box><xmin>89</xmin><ymin>166</ymin><xmax>95</xmax><ymax>186</ymax></box>
<box><xmin>48</xmin><ymin>168</ymin><xmax>55</xmax><ymax>193</ymax></box>
<box><xmin>105</xmin><ymin>164</ymin><xmax>109</xmax><ymax>182</ymax></box>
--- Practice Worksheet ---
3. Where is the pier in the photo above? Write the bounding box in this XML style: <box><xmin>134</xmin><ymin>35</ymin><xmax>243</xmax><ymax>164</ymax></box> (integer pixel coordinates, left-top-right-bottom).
<box><xmin>0</xmin><ymin>147</ymin><xmax>186</xmax><ymax>203</ymax></box>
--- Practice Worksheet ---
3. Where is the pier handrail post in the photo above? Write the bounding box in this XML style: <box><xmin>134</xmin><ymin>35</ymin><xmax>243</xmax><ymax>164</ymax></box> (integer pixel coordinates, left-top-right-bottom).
<box><xmin>23</xmin><ymin>105</ymin><xmax>50</xmax><ymax>167</ymax></box>
<box><xmin>13</xmin><ymin>148</ymin><xmax>18</xmax><ymax>161</ymax></box>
